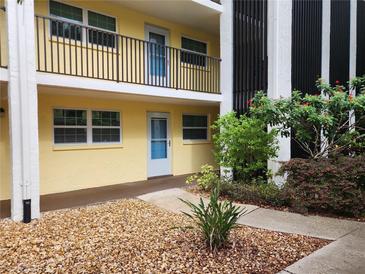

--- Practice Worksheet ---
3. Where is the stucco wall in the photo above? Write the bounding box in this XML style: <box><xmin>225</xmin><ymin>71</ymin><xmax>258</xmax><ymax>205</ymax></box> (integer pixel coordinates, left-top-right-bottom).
<box><xmin>38</xmin><ymin>89</ymin><xmax>218</xmax><ymax>195</ymax></box>
<box><xmin>0</xmin><ymin>85</ymin><xmax>10</xmax><ymax>200</ymax></box>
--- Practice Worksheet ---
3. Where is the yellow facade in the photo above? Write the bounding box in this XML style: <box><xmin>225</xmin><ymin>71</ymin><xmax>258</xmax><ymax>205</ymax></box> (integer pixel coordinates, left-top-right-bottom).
<box><xmin>34</xmin><ymin>0</ymin><xmax>220</xmax><ymax>56</ymax></box>
<box><xmin>0</xmin><ymin>1</ymin><xmax>221</xmax><ymax>200</ymax></box>
<box><xmin>0</xmin><ymin>0</ymin><xmax>7</xmax><ymax>68</ymax></box>
<box><xmin>0</xmin><ymin>85</ymin><xmax>10</xmax><ymax>200</ymax></box>
<box><xmin>38</xmin><ymin>89</ymin><xmax>218</xmax><ymax>196</ymax></box>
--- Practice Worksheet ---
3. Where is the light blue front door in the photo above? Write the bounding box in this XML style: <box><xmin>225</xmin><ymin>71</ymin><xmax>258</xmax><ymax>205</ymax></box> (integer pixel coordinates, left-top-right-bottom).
<box><xmin>148</xmin><ymin>112</ymin><xmax>171</xmax><ymax>177</ymax></box>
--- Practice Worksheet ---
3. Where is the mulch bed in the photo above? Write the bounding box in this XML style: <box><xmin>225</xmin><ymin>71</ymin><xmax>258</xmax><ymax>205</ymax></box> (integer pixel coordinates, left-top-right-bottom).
<box><xmin>0</xmin><ymin>199</ymin><xmax>329</xmax><ymax>273</ymax></box>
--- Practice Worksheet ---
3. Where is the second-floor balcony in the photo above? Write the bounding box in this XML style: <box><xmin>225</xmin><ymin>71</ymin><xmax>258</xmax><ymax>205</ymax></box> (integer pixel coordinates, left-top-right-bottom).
<box><xmin>33</xmin><ymin>15</ymin><xmax>221</xmax><ymax>94</ymax></box>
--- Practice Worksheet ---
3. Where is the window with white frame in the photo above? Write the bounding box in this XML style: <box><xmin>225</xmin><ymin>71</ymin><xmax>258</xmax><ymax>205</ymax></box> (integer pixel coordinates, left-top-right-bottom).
<box><xmin>49</xmin><ymin>0</ymin><xmax>117</xmax><ymax>47</ymax></box>
<box><xmin>50</xmin><ymin>0</ymin><xmax>83</xmax><ymax>41</ymax></box>
<box><xmin>92</xmin><ymin>111</ymin><xmax>120</xmax><ymax>143</ymax></box>
<box><xmin>182</xmin><ymin>114</ymin><xmax>208</xmax><ymax>140</ymax></box>
<box><xmin>53</xmin><ymin>109</ymin><xmax>121</xmax><ymax>144</ymax></box>
<box><xmin>53</xmin><ymin>109</ymin><xmax>87</xmax><ymax>144</ymax></box>
<box><xmin>181</xmin><ymin>37</ymin><xmax>207</xmax><ymax>67</ymax></box>
<box><xmin>88</xmin><ymin>11</ymin><xmax>116</xmax><ymax>47</ymax></box>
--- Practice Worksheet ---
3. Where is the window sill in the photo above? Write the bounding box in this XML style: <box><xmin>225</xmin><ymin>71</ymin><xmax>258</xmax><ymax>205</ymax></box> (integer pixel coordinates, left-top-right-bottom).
<box><xmin>183</xmin><ymin>140</ymin><xmax>211</xmax><ymax>145</ymax></box>
<box><xmin>53</xmin><ymin>144</ymin><xmax>123</xmax><ymax>151</ymax></box>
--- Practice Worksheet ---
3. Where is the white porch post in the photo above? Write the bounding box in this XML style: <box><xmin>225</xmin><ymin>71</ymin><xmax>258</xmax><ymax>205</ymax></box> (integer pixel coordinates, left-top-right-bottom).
<box><xmin>320</xmin><ymin>0</ymin><xmax>331</xmax><ymax>154</ymax></box>
<box><xmin>321</xmin><ymin>0</ymin><xmax>331</xmax><ymax>84</ymax></box>
<box><xmin>267</xmin><ymin>0</ymin><xmax>292</xmax><ymax>185</ymax></box>
<box><xmin>349</xmin><ymin>0</ymin><xmax>357</xmax><ymax>127</ymax></box>
<box><xmin>219</xmin><ymin>0</ymin><xmax>233</xmax><ymax>177</ymax></box>
<box><xmin>349</xmin><ymin>0</ymin><xmax>357</xmax><ymax>82</ymax></box>
<box><xmin>5</xmin><ymin>0</ymin><xmax>39</xmax><ymax>221</ymax></box>
<box><xmin>219</xmin><ymin>0</ymin><xmax>233</xmax><ymax>116</ymax></box>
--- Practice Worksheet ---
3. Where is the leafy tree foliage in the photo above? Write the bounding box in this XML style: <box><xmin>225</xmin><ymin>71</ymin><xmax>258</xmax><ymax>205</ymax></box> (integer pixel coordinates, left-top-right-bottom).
<box><xmin>250</xmin><ymin>77</ymin><xmax>365</xmax><ymax>158</ymax></box>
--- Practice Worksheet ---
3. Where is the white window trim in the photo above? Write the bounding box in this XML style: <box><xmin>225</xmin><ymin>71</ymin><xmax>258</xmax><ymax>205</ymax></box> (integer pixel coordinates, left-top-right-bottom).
<box><xmin>144</xmin><ymin>24</ymin><xmax>170</xmax><ymax>46</ymax></box>
<box><xmin>53</xmin><ymin>108</ymin><xmax>122</xmax><ymax>146</ymax></box>
<box><xmin>182</xmin><ymin>113</ymin><xmax>209</xmax><ymax>142</ymax></box>
<box><xmin>48</xmin><ymin>0</ymin><xmax>118</xmax><ymax>48</ymax></box>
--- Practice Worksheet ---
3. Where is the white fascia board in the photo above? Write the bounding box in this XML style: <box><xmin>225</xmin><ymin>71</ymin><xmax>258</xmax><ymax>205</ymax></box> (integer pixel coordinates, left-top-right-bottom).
<box><xmin>192</xmin><ymin>0</ymin><xmax>223</xmax><ymax>13</ymax></box>
<box><xmin>36</xmin><ymin>72</ymin><xmax>223</xmax><ymax>103</ymax></box>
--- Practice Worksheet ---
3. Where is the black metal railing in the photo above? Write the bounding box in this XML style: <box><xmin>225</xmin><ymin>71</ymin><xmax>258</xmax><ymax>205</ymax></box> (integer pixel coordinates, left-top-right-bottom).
<box><xmin>34</xmin><ymin>15</ymin><xmax>221</xmax><ymax>94</ymax></box>
<box><xmin>0</xmin><ymin>8</ymin><xmax>7</xmax><ymax>68</ymax></box>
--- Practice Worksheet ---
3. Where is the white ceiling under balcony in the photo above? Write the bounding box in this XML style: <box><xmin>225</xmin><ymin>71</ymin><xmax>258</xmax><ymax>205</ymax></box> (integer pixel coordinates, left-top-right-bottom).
<box><xmin>112</xmin><ymin>0</ymin><xmax>222</xmax><ymax>35</ymax></box>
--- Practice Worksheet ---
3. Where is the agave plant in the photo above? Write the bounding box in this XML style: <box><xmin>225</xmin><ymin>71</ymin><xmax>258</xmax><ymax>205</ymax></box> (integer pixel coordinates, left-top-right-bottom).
<box><xmin>180</xmin><ymin>184</ymin><xmax>246</xmax><ymax>251</ymax></box>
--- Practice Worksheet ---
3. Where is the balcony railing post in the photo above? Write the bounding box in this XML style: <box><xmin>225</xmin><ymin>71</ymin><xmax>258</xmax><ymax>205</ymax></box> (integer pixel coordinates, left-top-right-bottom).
<box><xmin>176</xmin><ymin>48</ymin><xmax>179</xmax><ymax>90</ymax></box>
<box><xmin>116</xmin><ymin>34</ymin><xmax>120</xmax><ymax>82</ymax></box>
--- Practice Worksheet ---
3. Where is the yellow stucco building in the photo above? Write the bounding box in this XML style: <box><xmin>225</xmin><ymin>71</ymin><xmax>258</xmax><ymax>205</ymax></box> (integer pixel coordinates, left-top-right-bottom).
<box><xmin>0</xmin><ymin>0</ymin><xmax>223</xmax><ymax>221</ymax></box>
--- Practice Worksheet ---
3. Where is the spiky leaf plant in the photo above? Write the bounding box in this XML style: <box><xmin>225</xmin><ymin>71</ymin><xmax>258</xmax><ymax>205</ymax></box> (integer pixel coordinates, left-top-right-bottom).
<box><xmin>180</xmin><ymin>184</ymin><xmax>246</xmax><ymax>251</ymax></box>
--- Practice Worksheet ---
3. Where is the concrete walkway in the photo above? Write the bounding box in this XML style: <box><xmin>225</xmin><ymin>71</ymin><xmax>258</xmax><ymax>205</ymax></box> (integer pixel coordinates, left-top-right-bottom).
<box><xmin>0</xmin><ymin>175</ymin><xmax>188</xmax><ymax>218</ymax></box>
<box><xmin>138</xmin><ymin>188</ymin><xmax>365</xmax><ymax>274</ymax></box>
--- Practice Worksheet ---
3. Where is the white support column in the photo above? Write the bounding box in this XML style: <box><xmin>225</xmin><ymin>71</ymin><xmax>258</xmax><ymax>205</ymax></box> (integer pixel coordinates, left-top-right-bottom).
<box><xmin>349</xmin><ymin>0</ymin><xmax>357</xmax><ymax>126</ymax></box>
<box><xmin>349</xmin><ymin>0</ymin><xmax>357</xmax><ymax>84</ymax></box>
<box><xmin>267</xmin><ymin>0</ymin><xmax>292</xmax><ymax>185</ymax></box>
<box><xmin>320</xmin><ymin>0</ymin><xmax>331</xmax><ymax>154</ymax></box>
<box><xmin>6</xmin><ymin>0</ymin><xmax>39</xmax><ymax>221</ymax></box>
<box><xmin>219</xmin><ymin>0</ymin><xmax>233</xmax><ymax>116</ymax></box>
<box><xmin>321</xmin><ymin>0</ymin><xmax>331</xmax><ymax>84</ymax></box>
<box><xmin>219</xmin><ymin>0</ymin><xmax>233</xmax><ymax>178</ymax></box>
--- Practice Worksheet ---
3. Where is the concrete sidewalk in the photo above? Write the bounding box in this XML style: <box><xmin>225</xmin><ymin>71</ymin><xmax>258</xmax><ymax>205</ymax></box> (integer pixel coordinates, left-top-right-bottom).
<box><xmin>1</xmin><ymin>175</ymin><xmax>188</xmax><ymax>218</ymax></box>
<box><xmin>138</xmin><ymin>188</ymin><xmax>365</xmax><ymax>274</ymax></box>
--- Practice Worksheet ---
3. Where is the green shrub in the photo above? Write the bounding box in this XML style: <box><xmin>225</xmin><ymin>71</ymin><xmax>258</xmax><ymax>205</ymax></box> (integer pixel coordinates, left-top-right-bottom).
<box><xmin>220</xmin><ymin>182</ymin><xmax>287</xmax><ymax>207</ymax></box>
<box><xmin>180</xmin><ymin>184</ymin><xmax>245</xmax><ymax>251</ymax></box>
<box><xmin>186</xmin><ymin>164</ymin><xmax>219</xmax><ymax>191</ymax></box>
<box><xmin>212</xmin><ymin>112</ymin><xmax>278</xmax><ymax>181</ymax></box>
<box><xmin>279</xmin><ymin>156</ymin><xmax>365</xmax><ymax>217</ymax></box>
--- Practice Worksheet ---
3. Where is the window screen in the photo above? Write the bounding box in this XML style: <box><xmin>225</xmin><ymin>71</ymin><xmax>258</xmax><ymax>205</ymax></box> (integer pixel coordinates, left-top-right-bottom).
<box><xmin>182</xmin><ymin>115</ymin><xmax>208</xmax><ymax>140</ymax></box>
<box><xmin>92</xmin><ymin>111</ymin><xmax>120</xmax><ymax>143</ymax></box>
<box><xmin>88</xmin><ymin>11</ymin><xmax>116</xmax><ymax>47</ymax></box>
<box><xmin>181</xmin><ymin>37</ymin><xmax>207</xmax><ymax>66</ymax></box>
<box><xmin>53</xmin><ymin>109</ymin><xmax>87</xmax><ymax>144</ymax></box>
<box><xmin>50</xmin><ymin>0</ymin><xmax>83</xmax><ymax>40</ymax></box>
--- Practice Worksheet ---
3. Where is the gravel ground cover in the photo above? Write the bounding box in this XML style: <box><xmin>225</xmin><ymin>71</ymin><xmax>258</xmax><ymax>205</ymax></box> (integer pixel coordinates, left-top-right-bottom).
<box><xmin>0</xmin><ymin>199</ymin><xmax>329</xmax><ymax>274</ymax></box>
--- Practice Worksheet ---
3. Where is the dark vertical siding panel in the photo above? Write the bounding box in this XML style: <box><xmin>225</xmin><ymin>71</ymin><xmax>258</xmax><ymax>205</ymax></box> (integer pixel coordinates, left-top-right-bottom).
<box><xmin>233</xmin><ymin>0</ymin><xmax>268</xmax><ymax>115</ymax></box>
<box><xmin>292</xmin><ymin>0</ymin><xmax>322</xmax><ymax>95</ymax></box>
<box><xmin>329</xmin><ymin>0</ymin><xmax>350</xmax><ymax>85</ymax></box>
<box><xmin>357</xmin><ymin>0</ymin><xmax>365</xmax><ymax>77</ymax></box>
<box><xmin>291</xmin><ymin>0</ymin><xmax>323</xmax><ymax>158</ymax></box>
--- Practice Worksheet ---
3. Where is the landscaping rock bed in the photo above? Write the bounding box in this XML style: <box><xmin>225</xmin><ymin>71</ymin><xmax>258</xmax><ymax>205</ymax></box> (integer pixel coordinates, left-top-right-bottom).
<box><xmin>0</xmin><ymin>199</ymin><xmax>329</xmax><ymax>273</ymax></box>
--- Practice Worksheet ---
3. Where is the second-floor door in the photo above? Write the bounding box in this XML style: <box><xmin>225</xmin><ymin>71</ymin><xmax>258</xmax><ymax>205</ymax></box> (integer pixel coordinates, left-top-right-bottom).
<box><xmin>145</xmin><ymin>25</ymin><xmax>170</xmax><ymax>86</ymax></box>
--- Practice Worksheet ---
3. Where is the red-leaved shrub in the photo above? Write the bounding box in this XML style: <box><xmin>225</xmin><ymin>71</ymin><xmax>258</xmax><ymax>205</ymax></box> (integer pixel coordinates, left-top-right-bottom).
<box><xmin>279</xmin><ymin>156</ymin><xmax>365</xmax><ymax>217</ymax></box>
